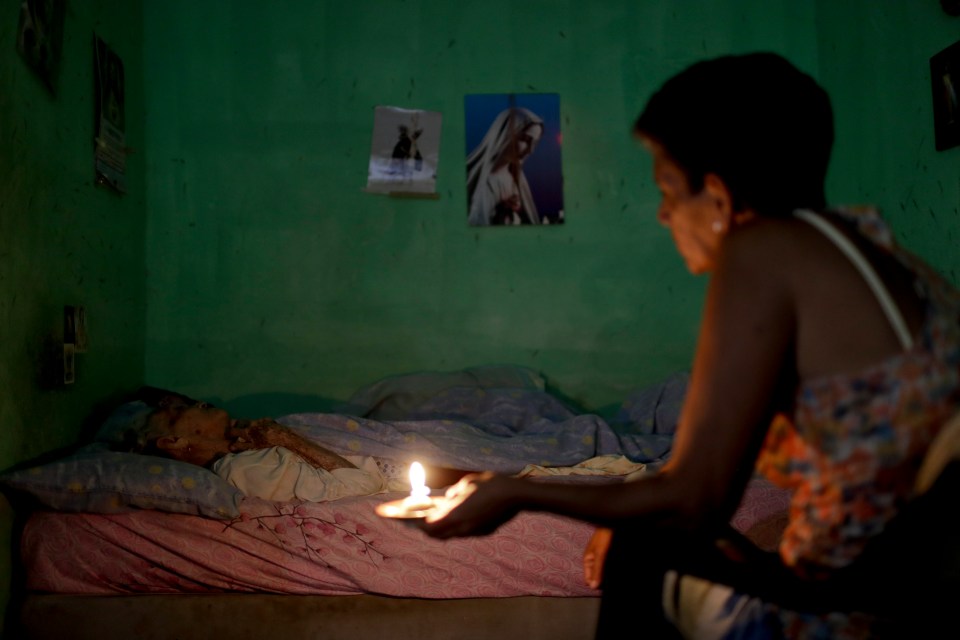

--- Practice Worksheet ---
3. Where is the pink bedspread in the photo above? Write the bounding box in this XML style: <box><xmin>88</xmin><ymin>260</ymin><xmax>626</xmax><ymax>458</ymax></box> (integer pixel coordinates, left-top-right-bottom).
<box><xmin>23</xmin><ymin>479</ymin><xmax>789</xmax><ymax>597</ymax></box>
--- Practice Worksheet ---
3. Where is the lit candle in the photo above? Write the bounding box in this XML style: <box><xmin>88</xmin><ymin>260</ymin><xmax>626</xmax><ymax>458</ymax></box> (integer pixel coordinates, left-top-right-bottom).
<box><xmin>374</xmin><ymin>461</ymin><xmax>441</xmax><ymax>519</ymax></box>
<box><xmin>401</xmin><ymin>461</ymin><xmax>435</xmax><ymax>511</ymax></box>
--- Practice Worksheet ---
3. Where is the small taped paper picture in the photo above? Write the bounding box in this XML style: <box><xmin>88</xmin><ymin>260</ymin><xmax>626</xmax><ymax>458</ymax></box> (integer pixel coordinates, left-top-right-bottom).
<box><xmin>366</xmin><ymin>106</ymin><xmax>442</xmax><ymax>195</ymax></box>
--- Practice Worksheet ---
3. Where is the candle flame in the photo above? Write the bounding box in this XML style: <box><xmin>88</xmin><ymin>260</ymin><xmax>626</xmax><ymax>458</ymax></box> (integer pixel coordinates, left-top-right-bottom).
<box><xmin>409</xmin><ymin>461</ymin><xmax>429</xmax><ymax>497</ymax></box>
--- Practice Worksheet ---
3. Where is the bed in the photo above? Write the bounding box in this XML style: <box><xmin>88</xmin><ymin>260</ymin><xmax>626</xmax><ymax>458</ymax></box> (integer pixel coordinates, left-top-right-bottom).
<box><xmin>2</xmin><ymin>366</ymin><xmax>790</xmax><ymax>640</ymax></box>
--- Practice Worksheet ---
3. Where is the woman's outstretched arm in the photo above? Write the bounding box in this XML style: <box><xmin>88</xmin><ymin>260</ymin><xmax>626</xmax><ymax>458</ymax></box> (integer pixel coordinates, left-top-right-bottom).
<box><xmin>421</xmin><ymin>225</ymin><xmax>797</xmax><ymax>538</ymax></box>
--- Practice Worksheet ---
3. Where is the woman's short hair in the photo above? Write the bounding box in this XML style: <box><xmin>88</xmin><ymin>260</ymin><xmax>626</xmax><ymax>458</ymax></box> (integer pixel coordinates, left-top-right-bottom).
<box><xmin>634</xmin><ymin>52</ymin><xmax>833</xmax><ymax>217</ymax></box>
<box><xmin>114</xmin><ymin>387</ymin><xmax>200</xmax><ymax>454</ymax></box>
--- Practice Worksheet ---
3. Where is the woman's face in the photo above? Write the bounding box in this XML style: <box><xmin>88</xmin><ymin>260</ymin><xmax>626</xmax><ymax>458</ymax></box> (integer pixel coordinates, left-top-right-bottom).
<box><xmin>647</xmin><ymin>140</ymin><xmax>725</xmax><ymax>275</ymax></box>
<box><xmin>149</xmin><ymin>403</ymin><xmax>234</xmax><ymax>467</ymax></box>
<box><xmin>513</xmin><ymin>123</ymin><xmax>542</xmax><ymax>161</ymax></box>
<box><xmin>497</xmin><ymin>124</ymin><xmax>543</xmax><ymax>167</ymax></box>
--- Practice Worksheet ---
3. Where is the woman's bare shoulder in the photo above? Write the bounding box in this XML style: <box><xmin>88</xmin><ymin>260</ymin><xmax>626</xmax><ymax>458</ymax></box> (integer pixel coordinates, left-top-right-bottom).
<box><xmin>713</xmin><ymin>217</ymin><xmax>815</xmax><ymax>294</ymax></box>
<box><xmin>721</xmin><ymin>215</ymin><xmax>924</xmax><ymax>378</ymax></box>
<box><xmin>724</xmin><ymin>216</ymin><xmax>817</xmax><ymax>257</ymax></box>
<box><xmin>721</xmin><ymin>216</ymin><xmax>864</xmax><ymax>284</ymax></box>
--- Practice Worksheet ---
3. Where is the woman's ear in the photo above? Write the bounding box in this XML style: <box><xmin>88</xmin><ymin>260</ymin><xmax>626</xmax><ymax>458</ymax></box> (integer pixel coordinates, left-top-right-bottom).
<box><xmin>703</xmin><ymin>173</ymin><xmax>734</xmax><ymax>219</ymax></box>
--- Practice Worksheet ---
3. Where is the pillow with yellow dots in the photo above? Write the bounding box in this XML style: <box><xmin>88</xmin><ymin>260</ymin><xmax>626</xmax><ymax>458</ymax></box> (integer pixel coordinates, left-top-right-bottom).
<box><xmin>0</xmin><ymin>448</ymin><xmax>243</xmax><ymax>519</ymax></box>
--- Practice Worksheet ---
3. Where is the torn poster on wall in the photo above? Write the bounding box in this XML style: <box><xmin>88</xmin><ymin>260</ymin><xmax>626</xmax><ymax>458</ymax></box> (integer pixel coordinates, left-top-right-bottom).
<box><xmin>465</xmin><ymin>93</ymin><xmax>564</xmax><ymax>226</ymax></box>
<box><xmin>94</xmin><ymin>35</ymin><xmax>127</xmax><ymax>193</ymax></box>
<box><xmin>365</xmin><ymin>106</ymin><xmax>442</xmax><ymax>197</ymax></box>
<box><xmin>16</xmin><ymin>0</ymin><xmax>65</xmax><ymax>95</ymax></box>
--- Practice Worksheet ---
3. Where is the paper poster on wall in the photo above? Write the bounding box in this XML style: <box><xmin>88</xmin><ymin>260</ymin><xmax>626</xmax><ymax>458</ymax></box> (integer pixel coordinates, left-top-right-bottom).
<box><xmin>94</xmin><ymin>35</ymin><xmax>127</xmax><ymax>193</ymax></box>
<box><xmin>931</xmin><ymin>40</ymin><xmax>960</xmax><ymax>152</ymax></box>
<box><xmin>465</xmin><ymin>93</ymin><xmax>564</xmax><ymax>226</ymax></box>
<box><xmin>365</xmin><ymin>106</ymin><xmax>442</xmax><ymax>196</ymax></box>
<box><xmin>16</xmin><ymin>0</ymin><xmax>65</xmax><ymax>95</ymax></box>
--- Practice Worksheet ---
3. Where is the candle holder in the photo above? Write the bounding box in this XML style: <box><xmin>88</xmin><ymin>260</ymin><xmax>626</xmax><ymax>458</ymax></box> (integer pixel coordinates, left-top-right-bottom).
<box><xmin>374</xmin><ymin>496</ymin><xmax>440</xmax><ymax>521</ymax></box>
<box><xmin>375</xmin><ymin>461</ymin><xmax>439</xmax><ymax>523</ymax></box>
<box><xmin>375</xmin><ymin>474</ymin><xmax>476</xmax><ymax>525</ymax></box>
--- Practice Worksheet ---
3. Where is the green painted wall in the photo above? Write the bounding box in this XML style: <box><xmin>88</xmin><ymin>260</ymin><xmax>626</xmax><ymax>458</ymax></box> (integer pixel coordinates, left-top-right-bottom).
<box><xmin>143</xmin><ymin>0</ymin><xmax>820</xmax><ymax>416</ymax></box>
<box><xmin>817</xmin><ymin>1</ymin><xmax>960</xmax><ymax>283</ymax></box>
<box><xmin>0</xmin><ymin>0</ymin><xmax>145</xmax><ymax>632</ymax></box>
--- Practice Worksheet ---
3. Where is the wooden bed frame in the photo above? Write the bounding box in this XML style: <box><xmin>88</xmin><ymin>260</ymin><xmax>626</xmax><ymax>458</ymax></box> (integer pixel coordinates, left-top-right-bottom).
<box><xmin>19</xmin><ymin>593</ymin><xmax>601</xmax><ymax>640</ymax></box>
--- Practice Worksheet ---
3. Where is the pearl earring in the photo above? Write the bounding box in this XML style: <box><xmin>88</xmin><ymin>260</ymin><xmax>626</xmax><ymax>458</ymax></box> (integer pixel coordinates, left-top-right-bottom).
<box><xmin>712</xmin><ymin>220</ymin><xmax>724</xmax><ymax>233</ymax></box>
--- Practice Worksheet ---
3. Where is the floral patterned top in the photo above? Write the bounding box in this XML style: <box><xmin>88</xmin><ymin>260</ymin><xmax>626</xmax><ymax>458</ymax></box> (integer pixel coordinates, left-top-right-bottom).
<box><xmin>756</xmin><ymin>206</ymin><xmax>960</xmax><ymax>578</ymax></box>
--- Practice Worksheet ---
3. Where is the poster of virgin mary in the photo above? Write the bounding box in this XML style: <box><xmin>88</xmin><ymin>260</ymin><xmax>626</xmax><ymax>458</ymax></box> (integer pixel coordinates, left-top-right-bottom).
<box><xmin>464</xmin><ymin>93</ymin><xmax>564</xmax><ymax>226</ymax></box>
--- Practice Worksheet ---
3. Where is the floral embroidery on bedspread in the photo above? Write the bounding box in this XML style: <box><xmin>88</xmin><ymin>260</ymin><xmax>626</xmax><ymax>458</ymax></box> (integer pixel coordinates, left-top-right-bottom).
<box><xmin>223</xmin><ymin>502</ymin><xmax>388</xmax><ymax>566</ymax></box>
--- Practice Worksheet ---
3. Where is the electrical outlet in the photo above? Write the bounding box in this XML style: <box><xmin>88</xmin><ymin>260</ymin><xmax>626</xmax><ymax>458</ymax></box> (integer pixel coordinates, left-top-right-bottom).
<box><xmin>63</xmin><ymin>343</ymin><xmax>75</xmax><ymax>385</ymax></box>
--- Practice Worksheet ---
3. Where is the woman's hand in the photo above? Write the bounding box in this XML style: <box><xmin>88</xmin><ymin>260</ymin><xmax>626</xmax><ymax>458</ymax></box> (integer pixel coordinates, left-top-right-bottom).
<box><xmin>418</xmin><ymin>472</ymin><xmax>521</xmax><ymax>539</ymax></box>
<box><xmin>227</xmin><ymin>419</ymin><xmax>356</xmax><ymax>470</ymax></box>
<box><xmin>583</xmin><ymin>527</ymin><xmax>613</xmax><ymax>589</ymax></box>
<box><xmin>227</xmin><ymin>418</ymin><xmax>281</xmax><ymax>452</ymax></box>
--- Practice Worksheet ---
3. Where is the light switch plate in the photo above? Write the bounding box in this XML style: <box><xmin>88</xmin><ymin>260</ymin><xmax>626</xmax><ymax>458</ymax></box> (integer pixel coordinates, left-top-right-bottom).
<box><xmin>75</xmin><ymin>306</ymin><xmax>88</xmax><ymax>353</ymax></box>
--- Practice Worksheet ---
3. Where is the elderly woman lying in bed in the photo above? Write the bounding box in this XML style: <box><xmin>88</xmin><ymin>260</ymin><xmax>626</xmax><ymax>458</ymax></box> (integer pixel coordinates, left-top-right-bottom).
<box><xmin>130</xmin><ymin>389</ymin><xmax>470</xmax><ymax>503</ymax></box>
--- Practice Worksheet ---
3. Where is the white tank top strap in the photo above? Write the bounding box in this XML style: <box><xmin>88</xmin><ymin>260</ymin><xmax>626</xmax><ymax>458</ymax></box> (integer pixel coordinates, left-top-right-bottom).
<box><xmin>793</xmin><ymin>209</ymin><xmax>914</xmax><ymax>351</ymax></box>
